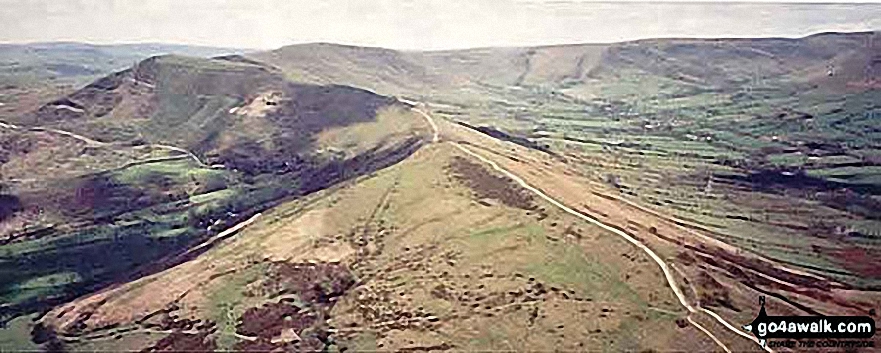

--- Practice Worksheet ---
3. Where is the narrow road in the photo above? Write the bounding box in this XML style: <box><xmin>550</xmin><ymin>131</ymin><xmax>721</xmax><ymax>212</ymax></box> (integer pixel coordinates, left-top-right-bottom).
<box><xmin>147</xmin><ymin>144</ymin><xmax>207</xmax><ymax>166</ymax></box>
<box><xmin>450</xmin><ymin>141</ymin><xmax>693</xmax><ymax>309</ymax></box>
<box><xmin>689</xmin><ymin>316</ymin><xmax>732</xmax><ymax>353</ymax></box>
<box><xmin>398</xmin><ymin>98</ymin><xmax>438</xmax><ymax>143</ymax></box>
<box><xmin>407</xmin><ymin>103</ymin><xmax>769</xmax><ymax>352</ymax></box>
<box><xmin>1</xmin><ymin>119</ymin><xmax>208</xmax><ymax>166</ymax></box>
<box><xmin>1</xmin><ymin>121</ymin><xmax>109</xmax><ymax>147</ymax></box>
<box><xmin>40</xmin><ymin>127</ymin><xmax>107</xmax><ymax>146</ymax></box>
<box><xmin>178</xmin><ymin>213</ymin><xmax>262</xmax><ymax>259</ymax></box>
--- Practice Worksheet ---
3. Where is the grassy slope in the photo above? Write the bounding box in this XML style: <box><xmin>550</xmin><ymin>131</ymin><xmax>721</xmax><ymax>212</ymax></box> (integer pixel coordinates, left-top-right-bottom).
<box><xmin>37</xmin><ymin>143</ymin><xmax>718</xmax><ymax>352</ymax></box>
<box><xmin>3</xmin><ymin>31</ymin><xmax>880</xmax><ymax>351</ymax></box>
<box><xmin>0</xmin><ymin>54</ymin><xmax>430</xmax><ymax>325</ymax></box>
<box><xmin>0</xmin><ymin>42</ymin><xmax>241</xmax><ymax>120</ymax></box>
<box><xmin>248</xmin><ymin>32</ymin><xmax>881</xmax><ymax>288</ymax></box>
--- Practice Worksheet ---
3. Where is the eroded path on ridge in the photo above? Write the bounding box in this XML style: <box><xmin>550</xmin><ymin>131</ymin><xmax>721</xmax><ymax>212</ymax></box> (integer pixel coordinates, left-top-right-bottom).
<box><xmin>402</xmin><ymin>99</ymin><xmax>769</xmax><ymax>353</ymax></box>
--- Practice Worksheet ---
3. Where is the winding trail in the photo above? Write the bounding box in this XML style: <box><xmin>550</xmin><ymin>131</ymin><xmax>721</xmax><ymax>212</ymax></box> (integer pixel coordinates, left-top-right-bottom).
<box><xmin>398</xmin><ymin>98</ymin><xmax>438</xmax><ymax>143</ymax></box>
<box><xmin>689</xmin><ymin>316</ymin><xmax>732</xmax><ymax>353</ymax></box>
<box><xmin>39</xmin><ymin>127</ymin><xmax>106</xmax><ymax>146</ymax></box>
<box><xmin>146</xmin><ymin>144</ymin><xmax>207</xmax><ymax>166</ymax></box>
<box><xmin>403</xmin><ymin>101</ymin><xmax>769</xmax><ymax>352</ymax></box>
<box><xmin>0</xmin><ymin>119</ymin><xmax>208</xmax><ymax>166</ymax></box>
<box><xmin>5</xmin><ymin>97</ymin><xmax>766</xmax><ymax>350</ymax></box>
<box><xmin>178</xmin><ymin>213</ymin><xmax>262</xmax><ymax>259</ymax></box>
<box><xmin>450</xmin><ymin>141</ymin><xmax>694</xmax><ymax>311</ymax></box>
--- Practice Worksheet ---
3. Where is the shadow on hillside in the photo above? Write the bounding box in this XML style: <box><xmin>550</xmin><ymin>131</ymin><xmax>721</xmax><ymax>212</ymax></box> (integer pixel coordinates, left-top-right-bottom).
<box><xmin>0</xmin><ymin>135</ymin><xmax>426</xmax><ymax>326</ymax></box>
<box><xmin>716</xmin><ymin>168</ymin><xmax>881</xmax><ymax>220</ymax></box>
<box><xmin>0</xmin><ymin>222</ymin><xmax>202</xmax><ymax>326</ymax></box>
<box><xmin>0</xmin><ymin>194</ymin><xmax>22</xmax><ymax>221</ymax></box>
<box><xmin>204</xmin><ymin>83</ymin><xmax>397</xmax><ymax>175</ymax></box>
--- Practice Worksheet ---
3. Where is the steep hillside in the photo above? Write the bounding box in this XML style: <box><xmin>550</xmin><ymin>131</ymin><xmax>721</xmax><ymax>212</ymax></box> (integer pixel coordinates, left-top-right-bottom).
<box><xmin>2</xmin><ymin>31</ymin><xmax>880</xmax><ymax>352</ymax></box>
<box><xmin>251</xmin><ymin>32</ymin><xmax>878</xmax><ymax>102</ymax></box>
<box><xmin>249</xmin><ymin>43</ymin><xmax>608</xmax><ymax>102</ymax></box>
<box><xmin>0</xmin><ymin>42</ymin><xmax>241</xmax><ymax>121</ymax></box>
<box><xmin>34</xmin><ymin>142</ymin><xmax>721</xmax><ymax>352</ymax></box>
<box><xmin>250</xmin><ymin>43</ymin><xmax>433</xmax><ymax>96</ymax></box>
<box><xmin>18</xmin><ymin>54</ymin><xmax>418</xmax><ymax>166</ymax></box>
<box><xmin>243</xmin><ymin>33</ymin><xmax>881</xmax><ymax>348</ymax></box>
<box><xmin>579</xmin><ymin>32</ymin><xmax>877</xmax><ymax>98</ymax></box>
<box><xmin>0</xmin><ymin>54</ymin><xmax>432</xmax><ymax>327</ymax></box>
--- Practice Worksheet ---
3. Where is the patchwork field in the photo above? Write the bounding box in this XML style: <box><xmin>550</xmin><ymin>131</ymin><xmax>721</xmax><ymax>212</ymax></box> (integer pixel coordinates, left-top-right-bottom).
<box><xmin>34</xmin><ymin>142</ymin><xmax>730</xmax><ymax>352</ymax></box>
<box><xmin>1</xmin><ymin>31</ymin><xmax>880</xmax><ymax>352</ymax></box>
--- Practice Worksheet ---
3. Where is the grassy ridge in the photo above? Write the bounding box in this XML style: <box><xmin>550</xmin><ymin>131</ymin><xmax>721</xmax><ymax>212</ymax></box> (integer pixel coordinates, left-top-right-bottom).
<box><xmin>0</xmin><ymin>54</ymin><xmax>431</xmax><ymax>323</ymax></box>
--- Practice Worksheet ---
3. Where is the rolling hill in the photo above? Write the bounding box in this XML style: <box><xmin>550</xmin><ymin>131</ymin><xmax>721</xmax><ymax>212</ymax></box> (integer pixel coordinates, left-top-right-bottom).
<box><xmin>247</xmin><ymin>32</ymin><xmax>881</xmax><ymax>284</ymax></box>
<box><xmin>2</xmin><ymin>31</ymin><xmax>880</xmax><ymax>352</ymax></box>
<box><xmin>251</xmin><ymin>32</ymin><xmax>879</xmax><ymax>99</ymax></box>
<box><xmin>33</xmin><ymin>136</ymin><xmax>730</xmax><ymax>352</ymax></box>
<box><xmin>0</xmin><ymin>42</ymin><xmax>243</xmax><ymax>122</ymax></box>
<box><xmin>0</xmin><ymin>54</ymin><xmax>432</xmax><ymax>333</ymax></box>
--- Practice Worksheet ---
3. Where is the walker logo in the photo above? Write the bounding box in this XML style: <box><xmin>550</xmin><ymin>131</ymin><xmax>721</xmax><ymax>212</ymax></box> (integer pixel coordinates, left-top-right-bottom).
<box><xmin>742</xmin><ymin>296</ymin><xmax>876</xmax><ymax>348</ymax></box>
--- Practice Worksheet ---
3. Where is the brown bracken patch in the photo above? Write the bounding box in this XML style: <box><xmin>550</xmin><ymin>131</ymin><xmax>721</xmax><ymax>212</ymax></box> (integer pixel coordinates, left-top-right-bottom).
<box><xmin>694</xmin><ymin>271</ymin><xmax>739</xmax><ymax>312</ymax></box>
<box><xmin>145</xmin><ymin>331</ymin><xmax>215</xmax><ymax>352</ymax></box>
<box><xmin>237</xmin><ymin>302</ymin><xmax>317</xmax><ymax>338</ymax></box>
<box><xmin>448</xmin><ymin>156</ymin><xmax>535</xmax><ymax>210</ymax></box>
<box><xmin>262</xmin><ymin>261</ymin><xmax>356</xmax><ymax>302</ymax></box>
<box><xmin>234</xmin><ymin>261</ymin><xmax>356</xmax><ymax>352</ymax></box>
<box><xmin>824</xmin><ymin>246</ymin><xmax>881</xmax><ymax>279</ymax></box>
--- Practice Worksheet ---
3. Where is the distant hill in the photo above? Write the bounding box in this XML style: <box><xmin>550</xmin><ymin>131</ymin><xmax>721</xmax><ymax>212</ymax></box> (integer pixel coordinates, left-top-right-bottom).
<box><xmin>0</xmin><ymin>42</ymin><xmax>243</xmax><ymax>86</ymax></box>
<box><xmin>249</xmin><ymin>31</ymin><xmax>879</xmax><ymax>103</ymax></box>
<box><xmin>19</xmin><ymin>54</ymin><xmax>411</xmax><ymax>164</ymax></box>
<box><xmin>2</xmin><ymin>31</ymin><xmax>881</xmax><ymax>353</ymax></box>
<box><xmin>0</xmin><ymin>53</ymin><xmax>431</xmax><ymax>325</ymax></box>
<box><xmin>0</xmin><ymin>42</ymin><xmax>244</xmax><ymax>119</ymax></box>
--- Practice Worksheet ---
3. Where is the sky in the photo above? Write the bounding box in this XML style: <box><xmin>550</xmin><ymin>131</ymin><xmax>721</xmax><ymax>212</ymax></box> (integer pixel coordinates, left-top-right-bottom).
<box><xmin>1</xmin><ymin>0</ymin><xmax>880</xmax><ymax>50</ymax></box>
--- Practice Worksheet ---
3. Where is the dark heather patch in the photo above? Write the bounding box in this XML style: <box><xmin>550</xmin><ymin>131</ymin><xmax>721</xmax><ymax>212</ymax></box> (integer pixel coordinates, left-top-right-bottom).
<box><xmin>236</xmin><ymin>302</ymin><xmax>317</xmax><ymax>338</ymax></box>
<box><xmin>448</xmin><ymin>156</ymin><xmax>536</xmax><ymax>210</ymax></box>
<box><xmin>0</xmin><ymin>194</ymin><xmax>22</xmax><ymax>221</ymax></box>
<box><xmin>455</xmin><ymin>121</ymin><xmax>553</xmax><ymax>154</ymax></box>
<box><xmin>695</xmin><ymin>271</ymin><xmax>740</xmax><ymax>313</ymax></box>
<box><xmin>144</xmin><ymin>331</ymin><xmax>215</xmax><ymax>353</ymax></box>
<box><xmin>234</xmin><ymin>261</ymin><xmax>356</xmax><ymax>352</ymax></box>
<box><xmin>822</xmin><ymin>246</ymin><xmax>881</xmax><ymax>279</ymax></box>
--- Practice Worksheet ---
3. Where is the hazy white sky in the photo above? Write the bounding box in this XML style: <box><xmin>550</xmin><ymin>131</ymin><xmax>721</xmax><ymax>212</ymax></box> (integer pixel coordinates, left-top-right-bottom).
<box><xmin>1</xmin><ymin>0</ymin><xmax>880</xmax><ymax>50</ymax></box>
